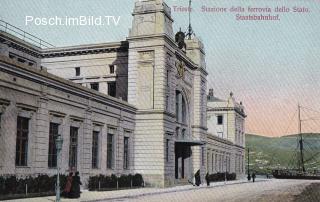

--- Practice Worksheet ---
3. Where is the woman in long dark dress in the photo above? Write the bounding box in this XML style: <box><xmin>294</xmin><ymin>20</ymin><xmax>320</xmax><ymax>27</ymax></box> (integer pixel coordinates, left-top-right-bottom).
<box><xmin>70</xmin><ymin>171</ymin><xmax>82</xmax><ymax>198</ymax></box>
<box><xmin>62</xmin><ymin>172</ymin><xmax>73</xmax><ymax>198</ymax></box>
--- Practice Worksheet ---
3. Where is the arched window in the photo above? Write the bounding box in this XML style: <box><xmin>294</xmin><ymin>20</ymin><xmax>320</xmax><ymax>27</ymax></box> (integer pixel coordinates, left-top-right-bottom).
<box><xmin>182</xmin><ymin>97</ymin><xmax>186</xmax><ymax>123</ymax></box>
<box><xmin>175</xmin><ymin>90</ymin><xmax>188</xmax><ymax>124</ymax></box>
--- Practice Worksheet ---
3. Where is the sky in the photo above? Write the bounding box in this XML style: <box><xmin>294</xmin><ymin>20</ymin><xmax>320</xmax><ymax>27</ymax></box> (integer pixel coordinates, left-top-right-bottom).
<box><xmin>1</xmin><ymin>0</ymin><xmax>320</xmax><ymax>137</ymax></box>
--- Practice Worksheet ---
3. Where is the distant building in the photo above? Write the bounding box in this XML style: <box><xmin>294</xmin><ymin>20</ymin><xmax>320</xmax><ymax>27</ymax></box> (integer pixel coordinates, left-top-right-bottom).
<box><xmin>207</xmin><ymin>89</ymin><xmax>246</xmax><ymax>177</ymax></box>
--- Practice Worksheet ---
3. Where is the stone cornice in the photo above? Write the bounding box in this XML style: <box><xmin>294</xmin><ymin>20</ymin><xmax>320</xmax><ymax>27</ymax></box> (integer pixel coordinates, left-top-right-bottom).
<box><xmin>207</xmin><ymin>133</ymin><xmax>234</xmax><ymax>146</ymax></box>
<box><xmin>41</xmin><ymin>41</ymin><xmax>129</xmax><ymax>58</ymax></box>
<box><xmin>1</xmin><ymin>32</ymin><xmax>129</xmax><ymax>58</ymax></box>
<box><xmin>0</xmin><ymin>55</ymin><xmax>136</xmax><ymax>113</ymax></box>
<box><xmin>0</xmin><ymin>32</ymin><xmax>42</xmax><ymax>57</ymax></box>
<box><xmin>127</xmin><ymin>33</ymin><xmax>204</xmax><ymax>73</ymax></box>
<box><xmin>207</xmin><ymin>107</ymin><xmax>247</xmax><ymax>118</ymax></box>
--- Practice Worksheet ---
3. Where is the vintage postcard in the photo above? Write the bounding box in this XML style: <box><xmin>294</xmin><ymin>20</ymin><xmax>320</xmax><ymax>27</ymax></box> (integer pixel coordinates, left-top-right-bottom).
<box><xmin>0</xmin><ymin>0</ymin><xmax>319</xmax><ymax>201</ymax></box>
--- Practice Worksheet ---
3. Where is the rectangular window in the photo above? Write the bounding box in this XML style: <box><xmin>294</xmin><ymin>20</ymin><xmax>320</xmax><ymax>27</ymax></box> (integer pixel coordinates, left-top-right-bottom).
<box><xmin>217</xmin><ymin>115</ymin><xmax>223</xmax><ymax>125</ymax></box>
<box><xmin>69</xmin><ymin>127</ymin><xmax>78</xmax><ymax>169</ymax></box>
<box><xmin>212</xmin><ymin>153</ymin><xmax>214</xmax><ymax>172</ymax></box>
<box><xmin>215</xmin><ymin>154</ymin><xmax>218</xmax><ymax>172</ymax></box>
<box><xmin>175</xmin><ymin>91</ymin><xmax>180</xmax><ymax>121</ymax></box>
<box><xmin>201</xmin><ymin>147</ymin><xmax>205</xmax><ymax>166</ymax></box>
<box><xmin>182</xmin><ymin>129</ymin><xmax>186</xmax><ymax>139</ymax></box>
<box><xmin>48</xmin><ymin>123</ymin><xmax>59</xmax><ymax>168</ymax></box>
<box><xmin>182</xmin><ymin>98</ymin><xmax>186</xmax><ymax>123</ymax></box>
<box><xmin>166</xmin><ymin>69</ymin><xmax>169</xmax><ymax>86</ymax></box>
<box><xmin>109</xmin><ymin>65</ymin><xmax>115</xmax><ymax>74</ymax></box>
<box><xmin>166</xmin><ymin>94</ymin><xmax>169</xmax><ymax>111</ymax></box>
<box><xmin>16</xmin><ymin>117</ymin><xmax>29</xmax><ymax>166</ymax></box>
<box><xmin>0</xmin><ymin>113</ymin><xmax>2</xmax><ymax>134</ymax></box>
<box><xmin>17</xmin><ymin>58</ymin><xmax>26</xmax><ymax>63</ymax></box>
<box><xmin>90</xmin><ymin>83</ymin><xmax>99</xmax><ymax>91</ymax></box>
<box><xmin>123</xmin><ymin>137</ymin><xmax>129</xmax><ymax>169</ymax></box>
<box><xmin>166</xmin><ymin>139</ymin><xmax>169</xmax><ymax>162</ymax></box>
<box><xmin>107</xmin><ymin>133</ymin><xmax>114</xmax><ymax>169</ymax></box>
<box><xmin>108</xmin><ymin>82</ymin><xmax>116</xmax><ymax>97</ymax></box>
<box><xmin>207</xmin><ymin>152</ymin><xmax>210</xmax><ymax>171</ymax></box>
<box><xmin>92</xmin><ymin>131</ymin><xmax>99</xmax><ymax>169</ymax></box>
<box><xmin>75</xmin><ymin>67</ymin><xmax>80</xmax><ymax>76</ymax></box>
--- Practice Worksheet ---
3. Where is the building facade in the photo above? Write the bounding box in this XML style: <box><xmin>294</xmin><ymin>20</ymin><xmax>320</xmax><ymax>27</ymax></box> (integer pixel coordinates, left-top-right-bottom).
<box><xmin>207</xmin><ymin>89</ymin><xmax>246</xmax><ymax>177</ymax></box>
<box><xmin>0</xmin><ymin>0</ymin><xmax>245</xmax><ymax>187</ymax></box>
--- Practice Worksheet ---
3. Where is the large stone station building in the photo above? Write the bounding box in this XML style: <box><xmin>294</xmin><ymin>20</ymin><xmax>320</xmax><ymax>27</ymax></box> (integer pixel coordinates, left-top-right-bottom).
<box><xmin>0</xmin><ymin>0</ymin><xmax>245</xmax><ymax>187</ymax></box>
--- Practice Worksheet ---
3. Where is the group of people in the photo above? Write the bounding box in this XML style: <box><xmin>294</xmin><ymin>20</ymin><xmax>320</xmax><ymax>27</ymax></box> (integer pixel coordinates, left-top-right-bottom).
<box><xmin>62</xmin><ymin>171</ymin><xmax>82</xmax><ymax>198</ymax></box>
<box><xmin>248</xmin><ymin>172</ymin><xmax>256</xmax><ymax>182</ymax></box>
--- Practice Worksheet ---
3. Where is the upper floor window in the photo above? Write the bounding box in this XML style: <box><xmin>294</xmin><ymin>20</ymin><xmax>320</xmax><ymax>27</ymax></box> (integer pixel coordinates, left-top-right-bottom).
<box><xmin>108</xmin><ymin>82</ymin><xmax>116</xmax><ymax>97</ymax></box>
<box><xmin>217</xmin><ymin>115</ymin><xmax>223</xmax><ymax>125</ymax></box>
<box><xmin>16</xmin><ymin>116</ymin><xmax>29</xmax><ymax>166</ymax></box>
<box><xmin>75</xmin><ymin>67</ymin><xmax>80</xmax><ymax>76</ymax></box>
<box><xmin>90</xmin><ymin>83</ymin><xmax>99</xmax><ymax>91</ymax></box>
<box><xmin>175</xmin><ymin>90</ymin><xmax>187</xmax><ymax>124</ymax></box>
<box><xmin>182</xmin><ymin>97</ymin><xmax>186</xmax><ymax>123</ymax></box>
<box><xmin>176</xmin><ymin>91</ymin><xmax>180</xmax><ymax>122</ymax></box>
<box><xmin>109</xmin><ymin>65</ymin><xmax>115</xmax><ymax>74</ymax></box>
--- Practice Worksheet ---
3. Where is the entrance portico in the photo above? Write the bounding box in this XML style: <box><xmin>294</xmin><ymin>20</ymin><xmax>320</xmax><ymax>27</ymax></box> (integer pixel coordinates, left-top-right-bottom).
<box><xmin>174</xmin><ymin>140</ymin><xmax>204</xmax><ymax>184</ymax></box>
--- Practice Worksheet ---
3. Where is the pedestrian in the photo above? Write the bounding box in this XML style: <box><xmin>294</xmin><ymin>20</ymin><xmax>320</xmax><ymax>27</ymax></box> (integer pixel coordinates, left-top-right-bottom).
<box><xmin>62</xmin><ymin>172</ymin><xmax>73</xmax><ymax>198</ymax></box>
<box><xmin>205</xmin><ymin>173</ymin><xmax>210</xmax><ymax>186</ymax></box>
<box><xmin>70</xmin><ymin>171</ymin><xmax>82</xmax><ymax>198</ymax></box>
<box><xmin>252</xmin><ymin>172</ymin><xmax>256</xmax><ymax>183</ymax></box>
<box><xmin>247</xmin><ymin>173</ymin><xmax>251</xmax><ymax>181</ymax></box>
<box><xmin>195</xmin><ymin>170</ymin><xmax>201</xmax><ymax>186</ymax></box>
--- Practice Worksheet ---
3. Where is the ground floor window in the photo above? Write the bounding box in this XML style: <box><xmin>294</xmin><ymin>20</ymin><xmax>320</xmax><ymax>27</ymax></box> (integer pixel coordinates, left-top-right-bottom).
<box><xmin>92</xmin><ymin>131</ymin><xmax>99</xmax><ymax>169</ymax></box>
<box><xmin>107</xmin><ymin>133</ymin><xmax>114</xmax><ymax>169</ymax></box>
<box><xmin>16</xmin><ymin>116</ymin><xmax>29</xmax><ymax>166</ymax></box>
<box><xmin>69</xmin><ymin>126</ymin><xmax>78</xmax><ymax>169</ymax></box>
<box><xmin>201</xmin><ymin>147</ymin><xmax>205</xmax><ymax>166</ymax></box>
<box><xmin>123</xmin><ymin>137</ymin><xmax>129</xmax><ymax>169</ymax></box>
<box><xmin>166</xmin><ymin>139</ymin><xmax>170</xmax><ymax>162</ymax></box>
<box><xmin>48</xmin><ymin>123</ymin><xmax>59</xmax><ymax>168</ymax></box>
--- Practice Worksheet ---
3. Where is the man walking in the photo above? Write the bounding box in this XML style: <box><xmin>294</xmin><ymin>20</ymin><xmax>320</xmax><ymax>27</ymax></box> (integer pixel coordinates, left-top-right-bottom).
<box><xmin>252</xmin><ymin>172</ymin><xmax>256</xmax><ymax>183</ymax></box>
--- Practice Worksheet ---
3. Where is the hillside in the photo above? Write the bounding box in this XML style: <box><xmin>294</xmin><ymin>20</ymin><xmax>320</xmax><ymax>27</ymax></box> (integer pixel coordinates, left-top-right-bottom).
<box><xmin>245</xmin><ymin>133</ymin><xmax>320</xmax><ymax>174</ymax></box>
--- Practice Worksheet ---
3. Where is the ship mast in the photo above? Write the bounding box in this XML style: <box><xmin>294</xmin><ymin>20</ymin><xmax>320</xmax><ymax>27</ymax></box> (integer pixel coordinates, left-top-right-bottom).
<box><xmin>298</xmin><ymin>104</ymin><xmax>305</xmax><ymax>172</ymax></box>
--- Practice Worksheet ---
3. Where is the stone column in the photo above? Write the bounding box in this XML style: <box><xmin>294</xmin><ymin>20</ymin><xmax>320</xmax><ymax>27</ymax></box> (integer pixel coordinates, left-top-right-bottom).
<box><xmin>0</xmin><ymin>101</ymin><xmax>17</xmax><ymax>175</ymax></box>
<box><xmin>81</xmin><ymin>107</ymin><xmax>93</xmax><ymax>184</ymax></box>
<box><xmin>33</xmin><ymin>95</ymin><xmax>50</xmax><ymax>173</ymax></box>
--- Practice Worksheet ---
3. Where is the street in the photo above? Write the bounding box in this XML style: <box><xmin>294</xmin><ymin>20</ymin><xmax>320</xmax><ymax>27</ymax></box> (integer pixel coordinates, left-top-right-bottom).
<box><xmin>109</xmin><ymin>179</ymin><xmax>320</xmax><ymax>202</ymax></box>
<box><xmin>8</xmin><ymin>179</ymin><xmax>320</xmax><ymax>202</ymax></box>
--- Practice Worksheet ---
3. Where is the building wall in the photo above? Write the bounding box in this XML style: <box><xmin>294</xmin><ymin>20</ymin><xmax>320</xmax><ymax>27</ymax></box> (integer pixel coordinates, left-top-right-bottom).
<box><xmin>0</xmin><ymin>32</ymin><xmax>42</xmax><ymax>69</ymax></box>
<box><xmin>127</xmin><ymin>0</ymin><xmax>208</xmax><ymax>187</ymax></box>
<box><xmin>0</xmin><ymin>56</ymin><xmax>136</xmax><ymax>186</ymax></box>
<box><xmin>206</xmin><ymin>93</ymin><xmax>246</xmax><ymax>178</ymax></box>
<box><xmin>41</xmin><ymin>44</ymin><xmax>129</xmax><ymax>101</ymax></box>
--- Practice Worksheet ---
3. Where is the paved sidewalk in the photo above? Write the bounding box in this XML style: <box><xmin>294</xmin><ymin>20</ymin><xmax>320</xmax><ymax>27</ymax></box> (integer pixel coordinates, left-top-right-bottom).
<box><xmin>7</xmin><ymin>178</ymin><xmax>265</xmax><ymax>202</ymax></box>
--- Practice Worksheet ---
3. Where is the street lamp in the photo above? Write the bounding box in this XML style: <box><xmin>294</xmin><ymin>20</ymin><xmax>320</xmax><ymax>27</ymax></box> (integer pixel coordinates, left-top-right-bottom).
<box><xmin>247</xmin><ymin>147</ymin><xmax>250</xmax><ymax>181</ymax></box>
<box><xmin>224</xmin><ymin>156</ymin><xmax>227</xmax><ymax>184</ymax></box>
<box><xmin>55</xmin><ymin>134</ymin><xmax>63</xmax><ymax>202</ymax></box>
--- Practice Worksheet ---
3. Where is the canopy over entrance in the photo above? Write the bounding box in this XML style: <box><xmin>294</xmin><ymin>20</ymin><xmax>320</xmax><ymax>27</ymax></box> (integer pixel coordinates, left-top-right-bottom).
<box><xmin>175</xmin><ymin>140</ymin><xmax>205</xmax><ymax>146</ymax></box>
